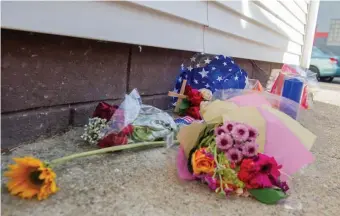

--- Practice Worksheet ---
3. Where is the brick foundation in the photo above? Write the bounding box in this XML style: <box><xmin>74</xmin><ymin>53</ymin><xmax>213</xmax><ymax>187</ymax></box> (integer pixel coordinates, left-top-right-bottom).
<box><xmin>1</xmin><ymin>29</ymin><xmax>282</xmax><ymax>148</ymax></box>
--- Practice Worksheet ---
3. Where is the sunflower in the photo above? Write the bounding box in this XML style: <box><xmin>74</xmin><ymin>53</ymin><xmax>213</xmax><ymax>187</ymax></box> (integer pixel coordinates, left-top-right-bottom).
<box><xmin>4</xmin><ymin>157</ymin><xmax>58</xmax><ymax>200</ymax></box>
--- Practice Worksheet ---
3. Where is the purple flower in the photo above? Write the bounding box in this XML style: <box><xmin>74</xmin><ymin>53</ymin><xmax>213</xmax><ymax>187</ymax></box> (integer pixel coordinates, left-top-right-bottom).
<box><xmin>247</xmin><ymin>126</ymin><xmax>259</xmax><ymax>141</ymax></box>
<box><xmin>226</xmin><ymin>148</ymin><xmax>243</xmax><ymax>163</ymax></box>
<box><xmin>214</xmin><ymin>126</ymin><xmax>226</xmax><ymax>136</ymax></box>
<box><xmin>224</xmin><ymin>121</ymin><xmax>235</xmax><ymax>133</ymax></box>
<box><xmin>242</xmin><ymin>141</ymin><xmax>258</xmax><ymax>157</ymax></box>
<box><xmin>202</xmin><ymin>149</ymin><xmax>214</xmax><ymax>160</ymax></box>
<box><xmin>280</xmin><ymin>181</ymin><xmax>289</xmax><ymax>192</ymax></box>
<box><xmin>231</xmin><ymin>123</ymin><xmax>249</xmax><ymax>142</ymax></box>
<box><xmin>224</xmin><ymin>187</ymin><xmax>233</xmax><ymax>196</ymax></box>
<box><xmin>204</xmin><ymin>175</ymin><xmax>218</xmax><ymax>191</ymax></box>
<box><xmin>216</xmin><ymin>134</ymin><xmax>233</xmax><ymax>151</ymax></box>
<box><xmin>234</xmin><ymin>143</ymin><xmax>244</xmax><ymax>152</ymax></box>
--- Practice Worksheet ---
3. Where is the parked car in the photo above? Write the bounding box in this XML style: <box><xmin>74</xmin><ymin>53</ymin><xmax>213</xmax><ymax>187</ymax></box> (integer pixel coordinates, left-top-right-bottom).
<box><xmin>309</xmin><ymin>46</ymin><xmax>340</xmax><ymax>82</ymax></box>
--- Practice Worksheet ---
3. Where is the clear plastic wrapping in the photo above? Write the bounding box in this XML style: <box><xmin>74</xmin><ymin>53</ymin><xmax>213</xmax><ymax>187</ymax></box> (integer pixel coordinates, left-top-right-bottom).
<box><xmin>83</xmin><ymin>89</ymin><xmax>177</xmax><ymax>148</ymax></box>
<box><xmin>270</xmin><ymin>64</ymin><xmax>319</xmax><ymax>109</ymax></box>
<box><xmin>212</xmin><ymin>89</ymin><xmax>306</xmax><ymax>119</ymax></box>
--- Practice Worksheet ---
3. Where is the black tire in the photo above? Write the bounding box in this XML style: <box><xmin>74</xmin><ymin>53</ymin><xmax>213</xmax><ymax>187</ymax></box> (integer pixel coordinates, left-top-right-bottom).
<box><xmin>309</xmin><ymin>65</ymin><xmax>320</xmax><ymax>81</ymax></box>
<box><xmin>326</xmin><ymin>77</ymin><xmax>334</xmax><ymax>82</ymax></box>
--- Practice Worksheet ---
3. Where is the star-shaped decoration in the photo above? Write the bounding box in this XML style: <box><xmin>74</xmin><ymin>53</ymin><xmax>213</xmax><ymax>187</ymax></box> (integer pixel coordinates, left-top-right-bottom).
<box><xmin>231</xmin><ymin>60</ymin><xmax>234</xmax><ymax>64</ymax></box>
<box><xmin>217</xmin><ymin>76</ymin><xmax>223</xmax><ymax>82</ymax></box>
<box><xmin>187</xmin><ymin>66</ymin><xmax>193</xmax><ymax>71</ymax></box>
<box><xmin>223</xmin><ymin>62</ymin><xmax>227</xmax><ymax>66</ymax></box>
<box><xmin>190</xmin><ymin>57</ymin><xmax>196</xmax><ymax>62</ymax></box>
<box><xmin>229</xmin><ymin>69</ymin><xmax>232</xmax><ymax>72</ymax></box>
<box><xmin>212</xmin><ymin>67</ymin><xmax>216</xmax><ymax>70</ymax></box>
<box><xmin>234</xmin><ymin>75</ymin><xmax>239</xmax><ymax>81</ymax></box>
<box><xmin>178</xmin><ymin>77</ymin><xmax>182</xmax><ymax>82</ymax></box>
<box><xmin>205</xmin><ymin>83</ymin><xmax>210</xmax><ymax>88</ymax></box>
<box><xmin>196</xmin><ymin>63</ymin><xmax>200</xmax><ymax>68</ymax></box>
<box><xmin>204</xmin><ymin>58</ymin><xmax>211</xmax><ymax>64</ymax></box>
<box><xmin>199</xmin><ymin>68</ymin><xmax>209</xmax><ymax>78</ymax></box>
<box><xmin>215</xmin><ymin>56</ymin><xmax>219</xmax><ymax>60</ymax></box>
<box><xmin>194</xmin><ymin>79</ymin><xmax>199</xmax><ymax>84</ymax></box>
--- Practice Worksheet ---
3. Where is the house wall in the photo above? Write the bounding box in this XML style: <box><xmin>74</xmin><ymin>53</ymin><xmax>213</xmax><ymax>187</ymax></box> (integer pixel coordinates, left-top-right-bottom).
<box><xmin>1</xmin><ymin>29</ymin><xmax>282</xmax><ymax>149</ymax></box>
<box><xmin>1</xmin><ymin>1</ymin><xmax>311</xmax><ymax>65</ymax></box>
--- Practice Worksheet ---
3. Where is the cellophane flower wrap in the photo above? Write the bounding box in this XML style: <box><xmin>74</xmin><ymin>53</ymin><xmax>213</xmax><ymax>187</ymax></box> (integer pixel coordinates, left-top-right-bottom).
<box><xmin>178</xmin><ymin>121</ymin><xmax>290</xmax><ymax>204</ymax></box>
<box><xmin>82</xmin><ymin>89</ymin><xmax>177</xmax><ymax>148</ymax></box>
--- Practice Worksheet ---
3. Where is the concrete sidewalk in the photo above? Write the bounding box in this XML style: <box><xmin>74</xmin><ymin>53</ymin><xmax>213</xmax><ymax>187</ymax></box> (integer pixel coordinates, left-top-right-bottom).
<box><xmin>2</xmin><ymin>101</ymin><xmax>340</xmax><ymax>216</ymax></box>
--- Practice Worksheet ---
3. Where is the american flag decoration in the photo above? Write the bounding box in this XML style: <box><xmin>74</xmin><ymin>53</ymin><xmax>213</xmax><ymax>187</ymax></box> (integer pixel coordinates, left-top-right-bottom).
<box><xmin>174</xmin><ymin>116</ymin><xmax>202</xmax><ymax>127</ymax></box>
<box><xmin>171</xmin><ymin>53</ymin><xmax>248</xmax><ymax>106</ymax></box>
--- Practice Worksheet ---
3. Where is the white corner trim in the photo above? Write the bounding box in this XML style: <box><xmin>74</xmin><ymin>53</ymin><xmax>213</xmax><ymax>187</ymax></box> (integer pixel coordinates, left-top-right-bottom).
<box><xmin>301</xmin><ymin>0</ymin><xmax>320</xmax><ymax>68</ymax></box>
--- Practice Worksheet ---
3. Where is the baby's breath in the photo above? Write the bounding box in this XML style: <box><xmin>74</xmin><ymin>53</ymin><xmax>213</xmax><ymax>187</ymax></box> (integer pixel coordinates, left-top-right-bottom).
<box><xmin>81</xmin><ymin>117</ymin><xmax>107</xmax><ymax>145</ymax></box>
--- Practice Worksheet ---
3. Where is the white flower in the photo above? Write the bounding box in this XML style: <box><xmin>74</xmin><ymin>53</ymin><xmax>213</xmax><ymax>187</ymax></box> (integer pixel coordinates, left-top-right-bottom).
<box><xmin>81</xmin><ymin>117</ymin><xmax>108</xmax><ymax>145</ymax></box>
<box><xmin>199</xmin><ymin>88</ymin><xmax>213</xmax><ymax>101</ymax></box>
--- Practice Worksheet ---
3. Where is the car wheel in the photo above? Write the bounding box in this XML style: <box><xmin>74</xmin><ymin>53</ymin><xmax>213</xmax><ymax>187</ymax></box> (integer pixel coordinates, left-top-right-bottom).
<box><xmin>309</xmin><ymin>65</ymin><xmax>320</xmax><ymax>81</ymax></box>
<box><xmin>324</xmin><ymin>77</ymin><xmax>334</xmax><ymax>82</ymax></box>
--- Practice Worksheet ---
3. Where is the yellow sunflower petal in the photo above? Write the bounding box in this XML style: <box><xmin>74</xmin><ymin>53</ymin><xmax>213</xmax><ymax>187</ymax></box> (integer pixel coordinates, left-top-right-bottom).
<box><xmin>13</xmin><ymin>157</ymin><xmax>43</xmax><ymax>168</ymax></box>
<box><xmin>5</xmin><ymin>156</ymin><xmax>58</xmax><ymax>200</ymax></box>
<box><xmin>21</xmin><ymin>188</ymin><xmax>39</xmax><ymax>199</ymax></box>
<box><xmin>7</xmin><ymin>179</ymin><xmax>25</xmax><ymax>191</ymax></box>
<box><xmin>10</xmin><ymin>182</ymin><xmax>30</xmax><ymax>195</ymax></box>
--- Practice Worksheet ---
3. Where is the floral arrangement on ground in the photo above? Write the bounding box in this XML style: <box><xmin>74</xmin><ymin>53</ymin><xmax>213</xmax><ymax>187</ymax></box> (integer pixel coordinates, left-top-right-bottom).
<box><xmin>182</xmin><ymin>121</ymin><xmax>289</xmax><ymax>204</ymax></box>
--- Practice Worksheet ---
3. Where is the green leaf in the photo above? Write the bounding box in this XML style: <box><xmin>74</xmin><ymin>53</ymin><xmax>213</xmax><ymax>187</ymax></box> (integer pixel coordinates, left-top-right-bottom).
<box><xmin>249</xmin><ymin>188</ymin><xmax>287</xmax><ymax>205</ymax></box>
<box><xmin>179</xmin><ymin>99</ymin><xmax>190</xmax><ymax>110</ymax></box>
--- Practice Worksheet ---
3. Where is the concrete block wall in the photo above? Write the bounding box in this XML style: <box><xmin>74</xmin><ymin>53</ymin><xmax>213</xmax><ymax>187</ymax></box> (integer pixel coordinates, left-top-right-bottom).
<box><xmin>1</xmin><ymin>29</ymin><xmax>282</xmax><ymax>149</ymax></box>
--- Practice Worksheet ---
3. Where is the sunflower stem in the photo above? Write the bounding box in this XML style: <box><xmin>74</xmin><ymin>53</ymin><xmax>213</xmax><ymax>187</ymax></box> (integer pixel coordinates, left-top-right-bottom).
<box><xmin>49</xmin><ymin>140</ymin><xmax>178</xmax><ymax>166</ymax></box>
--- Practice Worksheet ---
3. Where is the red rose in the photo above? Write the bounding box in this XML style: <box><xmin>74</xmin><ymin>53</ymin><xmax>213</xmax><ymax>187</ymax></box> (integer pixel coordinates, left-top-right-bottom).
<box><xmin>97</xmin><ymin>125</ymin><xmax>134</xmax><ymax>148</ymax></box>
<box><xmin>189</xmin><ymin>94</ymin><xmax>203</xmax><ymax>106</ymax></box>
<box><xmin>121</xmin><ymin>125</ymin><xmax>134</xmax><ymax>136</ymax></box>
<box><xmin>184</xmin><ymin>85</ymin><xmax>193</xmax><ymax>96</ymax></box>
<box><xmin>186</xmin><ymin>106</ymin><xmax>201</xmax><ymax>120</ymax></box>
<box><xmin>92</xmin><ymin>102</ymin><xmax>119</xmax><ymax>121</ymax></box>
<box><xmin>185</xmin><ymin>85</ymin><xmax>203</xmax><ymax>106</ymax></box>
<box><xmin>97</xmin><ymin>132</ymin><xmax>128</xmax><ymax>148</ymax></box>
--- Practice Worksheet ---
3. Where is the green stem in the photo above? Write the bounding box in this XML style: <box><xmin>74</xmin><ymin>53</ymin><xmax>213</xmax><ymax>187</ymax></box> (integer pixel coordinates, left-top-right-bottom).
<box><xmin>50</xmin><ymin>140</ymin><xmax>178</xmax><ymax>166</ymax></box>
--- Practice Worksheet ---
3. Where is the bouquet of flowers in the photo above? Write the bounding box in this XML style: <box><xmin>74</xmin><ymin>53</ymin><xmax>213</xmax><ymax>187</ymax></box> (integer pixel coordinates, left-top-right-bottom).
<box><xmin>81</xmin><ymin>89</ymin><xmax>177</xmax><ymax>148</ymax></box>
<box><xmin>177</xmin><ymin>94</ymin><xmax>316</xmax><ymax>204</ymax></box>
<box><xmin>184</xmin><ymin>121</ymin><xmax>288</xmax><ymax>204</ymax></box>
<box><xmin>176</xmin><ymin>86</ymin><xmax>212</xmax><ymax>120</ymax></box>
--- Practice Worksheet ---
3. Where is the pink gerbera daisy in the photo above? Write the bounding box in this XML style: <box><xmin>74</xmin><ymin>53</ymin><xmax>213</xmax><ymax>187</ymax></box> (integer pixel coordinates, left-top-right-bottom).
<box><xmin>226</xmin><ymin>148</ymin><xmax>243</xmax><ymax>163</ymax></box>
<box><xmin>242</xmin><ymin>141</ymin><xmax>258</xmax><ymax>157</ymax></box>
<box><xmin>214</xmin><ymin>126</ymin><xmax>227</xmax><ymax>136</ymax></box>
<box><xmin>231</xmin><ymin>123</ymin><xmax>249</xmax><ymax>142</ymax></box>
<box><xmin>216</xmin><ymin>134</ymin><xmax>233</xmax><ymax>151</ymax></box>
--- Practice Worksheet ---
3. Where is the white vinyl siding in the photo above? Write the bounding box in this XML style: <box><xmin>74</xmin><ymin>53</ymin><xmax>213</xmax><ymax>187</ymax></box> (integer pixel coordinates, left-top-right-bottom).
<box><xmin>1</xmin><ymin>1</ymin><xmax>315</xmax><ymax>65</ymax></box>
